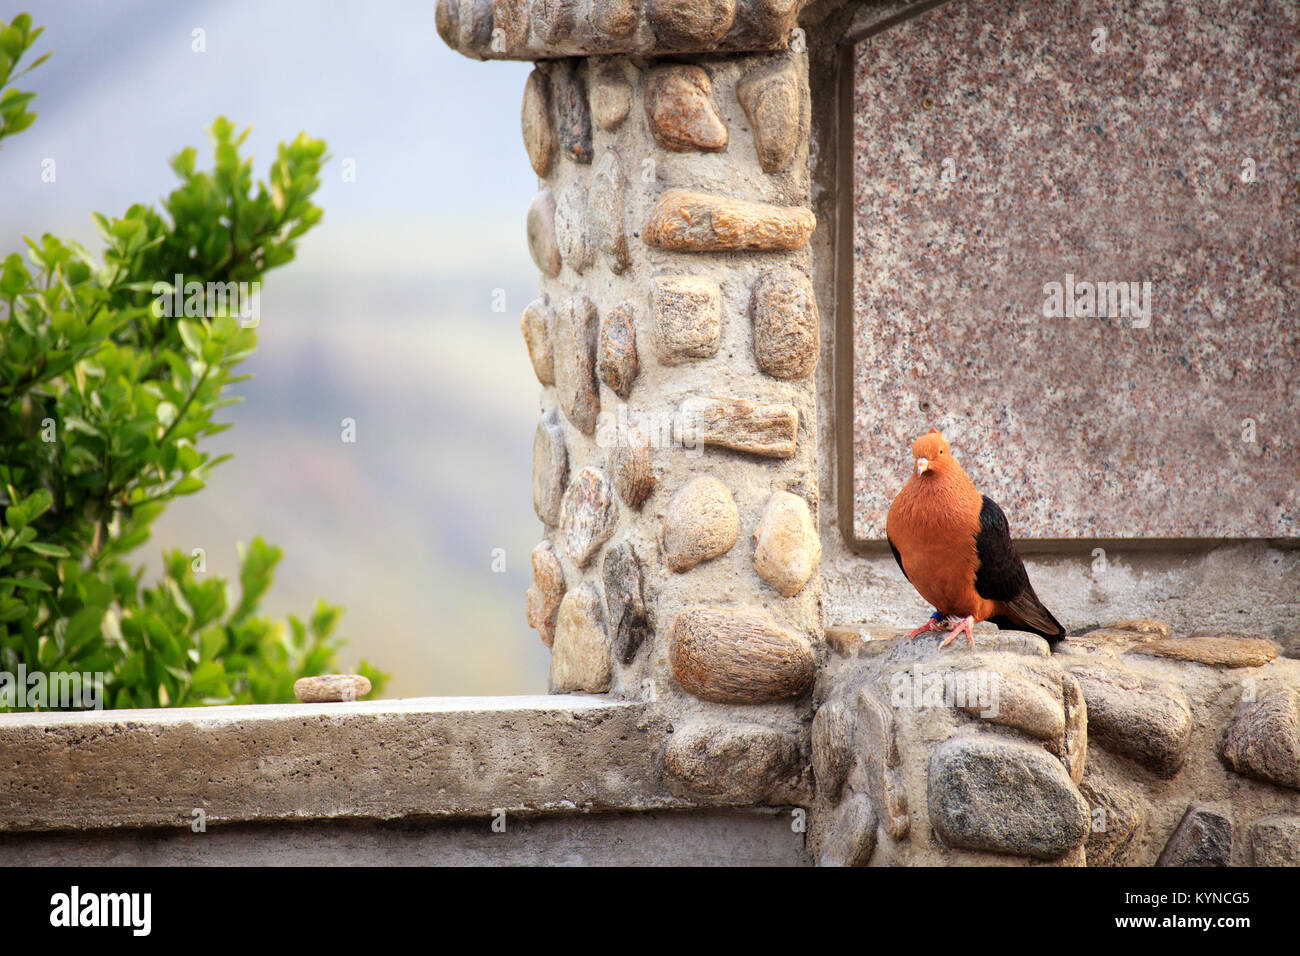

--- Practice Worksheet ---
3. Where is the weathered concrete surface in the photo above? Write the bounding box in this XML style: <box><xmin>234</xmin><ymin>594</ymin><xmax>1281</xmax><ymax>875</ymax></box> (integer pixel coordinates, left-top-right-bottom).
<box><xmin>0</xmin><ymin>809</ymin><xmax>811</xmax><ymax>867</ymax></box>
<box><xmin>0</xmin><ymin>696</ymin><xmax>692</xmax><ymax>832</ymax></box>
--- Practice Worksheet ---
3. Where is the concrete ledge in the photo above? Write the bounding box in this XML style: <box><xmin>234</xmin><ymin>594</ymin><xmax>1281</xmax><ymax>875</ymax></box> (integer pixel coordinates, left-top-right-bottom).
<box><xmin>0</xmin><ymin>695</ymin><xmax>688</xmax><ymax>833</ymax></box>
<box><xmin>0</xmin><ymin>809</ymin><xmax>811</xmax><ymax>866</ymax></box>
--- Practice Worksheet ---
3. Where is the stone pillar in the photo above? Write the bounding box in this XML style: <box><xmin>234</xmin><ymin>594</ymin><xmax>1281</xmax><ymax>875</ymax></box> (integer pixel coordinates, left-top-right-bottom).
<box><xmin>443</xmin><ymin>0</ymin><xmax>822</xmax><ymax>807</ymax></box>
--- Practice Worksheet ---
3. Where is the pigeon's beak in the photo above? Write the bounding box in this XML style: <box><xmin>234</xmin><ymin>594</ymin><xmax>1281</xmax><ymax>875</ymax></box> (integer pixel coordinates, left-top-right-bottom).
<box><xmin>915</xmin><ymin>457</ymin><xmax>930</xmax><ymax>476</ymax></box>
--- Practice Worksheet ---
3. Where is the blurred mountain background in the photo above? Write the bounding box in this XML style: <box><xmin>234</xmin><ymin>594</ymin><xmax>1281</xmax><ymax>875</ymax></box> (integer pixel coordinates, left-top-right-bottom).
<box><xmin>0</xmin><ymin>0</ymin><xmax>550</xmax><ymax>695</ymax></box>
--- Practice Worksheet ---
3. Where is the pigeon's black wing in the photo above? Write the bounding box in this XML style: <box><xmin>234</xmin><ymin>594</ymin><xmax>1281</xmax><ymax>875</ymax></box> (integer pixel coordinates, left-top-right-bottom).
<box><xmin>973</xmin><ymin>496</ymin><xmax>1065</xmax><ymax>643</ymax></box>
<box><xmin>888</xmin><ymin>535</ymin><xmax>910</xmax><ymax>584</ymax></box>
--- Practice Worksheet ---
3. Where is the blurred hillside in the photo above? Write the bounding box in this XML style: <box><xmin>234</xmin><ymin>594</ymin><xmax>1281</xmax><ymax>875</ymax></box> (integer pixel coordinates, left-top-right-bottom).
<box><xmin>1</xmin><ymin>0</ymin><xmax>550</xmax><ymax>695</ymax></box>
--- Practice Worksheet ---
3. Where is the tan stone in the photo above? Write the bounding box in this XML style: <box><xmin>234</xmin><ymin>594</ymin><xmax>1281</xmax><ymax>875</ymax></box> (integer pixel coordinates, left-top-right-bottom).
<box><xmin>532</xmin><ymin>408</ymin><xmax>568</xmax><ymax>525</ymax></box>
<box><xmin>663</xmin><ymin>721</ymin><xmax>801</xmax><ymax>803</ymax></box>
<box><xmin>677</xmin><ymin>396</ymin><xmax>797</xmax><ymax>458</ymax></box>
<box><xmin>590</xmin><ymin>150</ymin><xmax>630</xmax><ymax>273</ymax></box>
<box><xmin>561</xmin><ymin>465</ymin><xmax>618</xmax><ymax>568</ymax></box>
<box><xmin>598</xmin><ymin>301</ymin><xmax>639</xmax><ymax>398</ymax></box>
<box><xmin>644</xmin><ymin>0</ymin><xmax>736</xmax><ymax>46</ymax></box>
<box><xmin>753</xmin><ymin>491</ymin><xmax>820</xmax><ymax>596</ymax></box>
<box><xmin>650</xmin><ymin>276</ymin><xmax>721</xmax><ymax>364</ymax></box>
<box><xmin>645</xmin><ymin>65</ymin><xmax>728</xmax><ymax>152</ymax></box>
<box><xmin>590</xmin><ymin>61</ymin><xmax>633</xmax><ymax>129</ymax></box>
<box><xmin>525</xmin><ymin>540</ymin><xmax>566</xmax><ymax>647</ymax></box>
<box><xmin>662</xmin><ymin>476</ymin><xmax>738</xmax><ymax>572</ymax></box>
<box><xmin>592</xmin><ymin>0</ymin><xmax>638</xmax><ymax>38</ymax></box>
<box><xmin>520</xmin><ymin>296</ymin><xmax>555</xmax><ymax>385</ymax></box>
<box><xmin>643</xmin><ymin>189</ymin><xmax>816</xmax><ymax>252</ymax></box>
<box><xmin>521</xmin><ymin>68</ymin><xmax>555</xmax><ymax>177</ymax></box>
<box><xmin>669</xmin><ymin>605</ymin><xmax>814</xmax><ymax>704</ymax></box>
<box><xmin>609</xmin><ymin>423</ymin><xmax>655</xmax><ymax>509</ymax></box>
<box><xmin>294</xmin><ymin>675</ymin><xmax>371</xmax><ymax>703</ymax></box>
<box><xmin>750</xmin><ymin>268</ymin><xmax>819</xmax><ymax>379</ymax></box>
<box><xmin>1131</xmin><ymin>636</ymin><xmax>1278</xmax><ymax>668</ymax></box>
<box><xmin>555</xmin><ymin>181</ymin><xmax>593</xmax><ymax>273</ymax></box>
<box><xmin>550</xmin><ymin>585</ymin><xmax>611</xmax><ymax>693</ymax></box>
<box><xmin>1221</xmin><ymin>690</ymin><xmax>1300</xmax><ymax>790</ymax></box>
<box><xmin>526</xmin><ymin>189</ymin><xmax>562</xmax><ymax>277</ymax></box>
<box><xmin>554</xmin><ymin>293</ymin><xmax>600</xmax><ymax>434</ymax></box>
<box><xmin>736</xmin><ymin>60</ymin><xmax>800</xmax><ymax>173</ymax></box>
<box><xmin>957</xmin><ymin>669</ymin><xmax>1064</xmax><ymax>740</ymax></box>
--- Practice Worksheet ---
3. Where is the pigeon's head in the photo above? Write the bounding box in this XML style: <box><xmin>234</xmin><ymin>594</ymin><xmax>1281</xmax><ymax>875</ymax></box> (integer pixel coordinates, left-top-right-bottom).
<box><xmin>910</xmin><ymin>428</ymin><xmax>953</xmax><ymax>478</ymax></box>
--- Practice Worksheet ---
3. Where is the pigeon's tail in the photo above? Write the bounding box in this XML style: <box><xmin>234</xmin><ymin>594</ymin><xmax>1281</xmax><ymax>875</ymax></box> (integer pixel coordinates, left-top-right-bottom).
<box><xmin>989</xmin><ymin>585</ymin><xmax>1066</xmax><ymax>645</ymax></box>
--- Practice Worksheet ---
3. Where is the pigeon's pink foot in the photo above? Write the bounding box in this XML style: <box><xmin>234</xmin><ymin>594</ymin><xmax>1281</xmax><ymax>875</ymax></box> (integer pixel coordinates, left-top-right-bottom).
<box><xmin>906</xmin><ymin>612</ymin><xmax>946</xmax><ymax>641</ymax></box>
<box><xmin>939</xmin><ymin>615</ymin><xmax>976</xmax><ymax>648</ymax></box>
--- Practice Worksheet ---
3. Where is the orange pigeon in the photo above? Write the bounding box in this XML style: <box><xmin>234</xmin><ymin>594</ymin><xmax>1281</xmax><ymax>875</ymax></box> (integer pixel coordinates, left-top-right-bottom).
<box><xmin>886</xmin><ymin>429</ymin><xmax>1064</xmax><ymax>647</ymax></box>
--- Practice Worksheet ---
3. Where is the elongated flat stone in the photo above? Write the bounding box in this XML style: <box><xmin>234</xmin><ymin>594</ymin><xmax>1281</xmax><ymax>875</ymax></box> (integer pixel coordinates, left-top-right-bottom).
<box><xmin>590</xmin><ymin>150</ymin><xmax>630</xmax><ymax>274</ymax></box>
<box><xmin>521</xmin><ymin>296</ymin><xmax>556</xmax><ymax>385</ymax></box>
<box><xmin>294</xmin><ymin>675</ymin><xmax>371</xmax><ymax>703</ymax></box>
<box><xmin>555</xmin><ymin>293</ymin><xmax>600</xmax><ymax>434</ymax></box>
<box><xmin>643</xmin><ymin>189</ymin><xmax>815</xmax><ymax>252</ymax></box>
<box><xmin>532</xmin><ymin>408</ymin><xmax>569</xmax><ymax>526</ymax></box>
<box><xmin>677</xmin><ymin>396</ymin><xmax>797</xmax><ymax>459</ymax></box>
<box><xmin>602</xmin><ymin>539</ymin><xmax>649</xmax><ymax>665</ymax></box>
<box><xmin>1130</xmin><ymin>636</ymin><xmax>1278</xmax><ymax>668</ymax></box>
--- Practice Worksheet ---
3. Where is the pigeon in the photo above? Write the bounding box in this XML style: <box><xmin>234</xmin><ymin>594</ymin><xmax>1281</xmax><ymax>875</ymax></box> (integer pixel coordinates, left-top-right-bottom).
<box><xmin>886</xmin><ymin>429</ymin><xmax>1065</xmax><ymax>647</ymax></box>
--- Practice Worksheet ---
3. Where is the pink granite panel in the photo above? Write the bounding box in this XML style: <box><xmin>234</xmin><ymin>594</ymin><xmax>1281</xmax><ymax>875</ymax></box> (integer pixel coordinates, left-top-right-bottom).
<box><xmin>851</xmin><ymin>0</ymin><xmax>1298</xmax><ymax>540</ymax></box>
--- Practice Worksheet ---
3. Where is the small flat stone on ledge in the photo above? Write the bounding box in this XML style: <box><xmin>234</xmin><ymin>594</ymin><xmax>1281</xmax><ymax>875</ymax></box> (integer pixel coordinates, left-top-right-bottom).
<box><xmin>1129</xmin><ymin>636</ymin><xmax>1278</xmax><ymax>668</ymax></box>
<box><xmin>294</xmin><ymin>675</ymin><xmax>372</xmax><ymax>703</ymax></box>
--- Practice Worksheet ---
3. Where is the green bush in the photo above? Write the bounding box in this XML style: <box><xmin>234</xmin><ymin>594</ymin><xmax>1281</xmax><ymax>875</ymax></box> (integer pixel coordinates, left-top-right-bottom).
<box><xmin>0</xmin><ymin>14</ymin><xmax>386</xmax><ymax>709</ymax></box>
